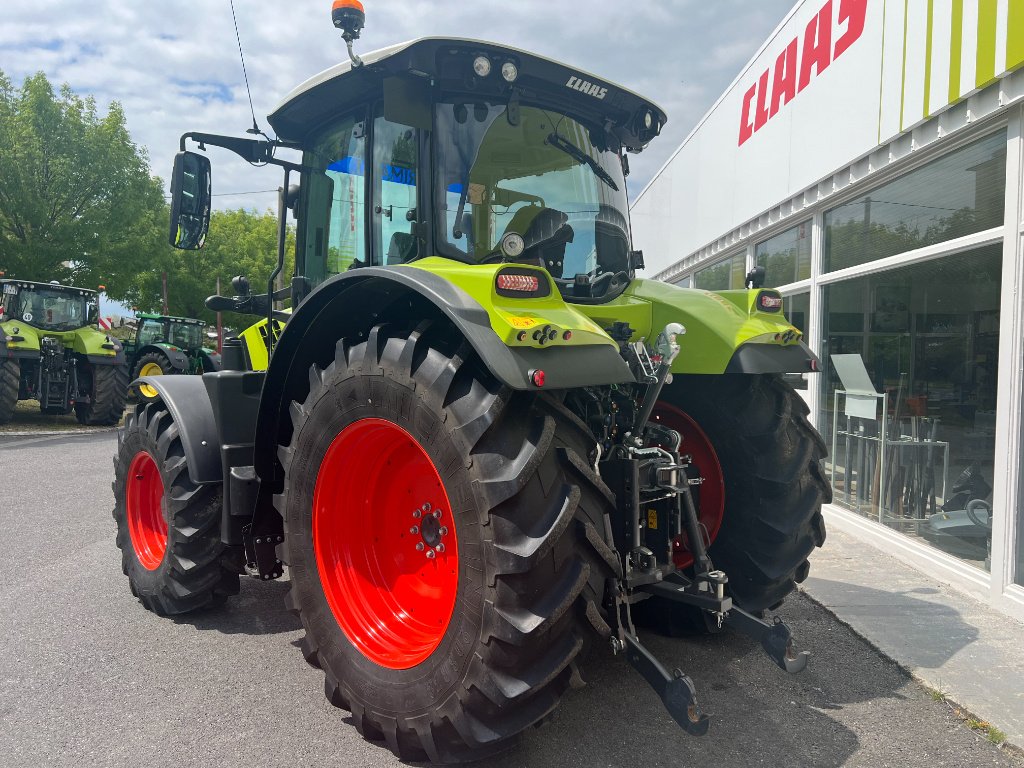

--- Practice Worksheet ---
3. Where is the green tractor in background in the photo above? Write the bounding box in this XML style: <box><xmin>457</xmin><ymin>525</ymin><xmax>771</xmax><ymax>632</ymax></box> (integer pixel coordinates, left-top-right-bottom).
<box><xmin>124</xmin><ymin>313</ymin><xmax>221</xmax><ymax>397</ymax></box>
<box><xmin>112</xmin><ymin>8</ymin><xmax>829</xmax><ymax>763</ymax></box>
<box><xmin>0</xmin><ymin>279</ymin><xmax>127</xmax><ymax>424</ymax></box>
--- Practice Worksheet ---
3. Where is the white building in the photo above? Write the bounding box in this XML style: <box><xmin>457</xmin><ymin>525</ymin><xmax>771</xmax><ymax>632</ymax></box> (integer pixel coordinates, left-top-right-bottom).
<box><xmin>632</xmin><ymin>0</ymin><xmax>1024</xmax><ymax>620</ymax></box>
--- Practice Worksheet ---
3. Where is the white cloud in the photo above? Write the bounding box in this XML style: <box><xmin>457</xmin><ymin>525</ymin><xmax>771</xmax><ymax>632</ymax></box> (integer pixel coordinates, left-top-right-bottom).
<box><xmin>3</xmin><ymin>0</ymin><xmax>794</xmax><ymax>211</ymax></box>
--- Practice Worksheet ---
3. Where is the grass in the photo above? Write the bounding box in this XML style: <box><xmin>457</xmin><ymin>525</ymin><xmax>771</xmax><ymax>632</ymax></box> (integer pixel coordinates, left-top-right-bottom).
<box><xmin>0</xmin><ymin>399</ymin><xmax>122</xmax><ymax>433</ymax></box>
<box><xmin>926</xmin><ymin>681</ymin><xmax>1008</xmax><ymax>748</ymax></box>
<box><xmin>948</xmin><ymin>707</ymin><xmax>1008</xmax><ymax>746</ymax></box>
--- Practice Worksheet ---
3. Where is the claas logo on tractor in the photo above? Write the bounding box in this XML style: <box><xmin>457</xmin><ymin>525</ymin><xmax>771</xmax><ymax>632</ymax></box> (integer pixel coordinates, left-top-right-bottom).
<box><xmin>109</xmin><ymin>2</ymin><xmax>828</xmax><ymax>763</ymax></box>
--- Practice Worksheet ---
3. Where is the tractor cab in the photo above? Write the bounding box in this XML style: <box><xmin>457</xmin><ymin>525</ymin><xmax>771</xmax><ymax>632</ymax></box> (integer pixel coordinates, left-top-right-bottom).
<box><xmin>0</xmin><ymin>280</ymin><xmax>97</xmax><ymax>331</ymax></box>
<box><xmin>170</xmin><ymin>36</ymin><xmax>665</xmax><ymax>306</ymax></box>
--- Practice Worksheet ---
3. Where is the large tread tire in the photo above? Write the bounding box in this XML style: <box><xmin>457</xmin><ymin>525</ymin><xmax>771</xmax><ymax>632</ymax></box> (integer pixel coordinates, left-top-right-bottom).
<box><xmin>0</xmin><ymin>360</ymin><xmax>19</xmax><ymax>424</ymax></box>
<box><xmin>655</xmin><ymin>374</ymin><xmax>829</xmax><ymax>618</ymax></box>
<box><xmin>76</xmin><ymin>361</ymin><xmax>128</xmax><ymax>425</ymax></box>
<box><xmin>277</xmin><ymin>322</ymin><xmax>617</xmax><ymax>763</ymax></box>
<box><xmin>112</xmin><ymin>402</ymin><xmax>239</xmax><ymax>615</ymax></box>
<box><xmin>132</xmin><ymin>351</ymin><xmax>173</xmax><ymax>380</ymax></box>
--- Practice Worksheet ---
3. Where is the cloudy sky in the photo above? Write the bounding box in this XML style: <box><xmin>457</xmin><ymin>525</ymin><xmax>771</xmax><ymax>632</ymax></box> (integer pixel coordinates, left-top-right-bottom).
<box><xmin>3</xmin><ymin>0</ymin><xmax>795</xmax><ymax>212</ymax></box>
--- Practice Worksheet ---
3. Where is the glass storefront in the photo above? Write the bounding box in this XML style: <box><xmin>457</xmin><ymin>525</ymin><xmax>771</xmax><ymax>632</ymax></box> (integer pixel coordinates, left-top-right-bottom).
<box><xmin>756</xmin><ymin>221</ymin><xmax>812</xmax><ymax>286</ymax></box>
<box><xmin>823</xmin><ymin>131</ymin><xmax>1006</xmax><ymax>273</ymax></box>
<box><xmin>821</xmin><ymin>245</ymin><xmax>1001</xmax><ymax>570</ymax></box>
<box><xmin>693</xmin><ymin>252</ymin><xmax>745</xmax><ymax>290</ymax></box>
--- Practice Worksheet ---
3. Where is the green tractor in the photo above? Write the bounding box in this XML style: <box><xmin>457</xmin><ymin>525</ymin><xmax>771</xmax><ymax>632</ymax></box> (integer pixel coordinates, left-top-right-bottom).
<box><xmin>0</xmin><ymin>279</ymin><xmax>127</xmax><ymax>425</ymax></box>
<box><xmin>124</xmin><ymin>313</ymin><xmax>221</xmax><ymax>397</ymax></box>
<box><xmin>112</xmin><ymin>10</ymin><xmax>829</xmax><ymax>762</ymax></box>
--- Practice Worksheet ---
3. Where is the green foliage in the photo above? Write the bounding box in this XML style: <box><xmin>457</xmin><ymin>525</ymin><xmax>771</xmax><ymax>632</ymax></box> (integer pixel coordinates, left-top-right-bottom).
<box><xmin>132</xmin><ymin>208</ymin><xmax>295</xmax><ymax>329</ymax></box>
<box><xmin>0</xmin><ymin>69</ymin><xmax>166</xmax><ymax>294</ymax></box>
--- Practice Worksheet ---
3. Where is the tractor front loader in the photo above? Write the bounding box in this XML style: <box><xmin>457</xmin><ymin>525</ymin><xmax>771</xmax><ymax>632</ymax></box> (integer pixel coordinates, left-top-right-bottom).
<box><xmin>112</xmin><ymin>6</ymin><xmax>829</xmax><ymax>762</ymax></box>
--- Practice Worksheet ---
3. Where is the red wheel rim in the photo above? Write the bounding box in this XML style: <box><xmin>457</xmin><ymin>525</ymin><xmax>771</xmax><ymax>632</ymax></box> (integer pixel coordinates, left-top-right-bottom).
<box><xmin>313</xmin><ymin>418</ymin><xmax>459</xmax><ymax>669</ymax></box>
<box><xmin>126</xmin><ymin>451</ymin><xmax>168</xmax><ymax>570</ymax></box>
<box><xmin>650</xmin><ymin>403</ymin><xmax>725</xmax><ymax>569</ymax></box>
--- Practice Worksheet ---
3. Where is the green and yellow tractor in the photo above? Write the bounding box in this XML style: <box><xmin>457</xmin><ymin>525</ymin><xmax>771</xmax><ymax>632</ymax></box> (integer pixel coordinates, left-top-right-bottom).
<box><xmin>112</xmin><ymin>8</ymin><xmax>829</xmax><ymax>762</ymax></box>
<box><xmin>0</xmin><ymin>279</ymin><xmax>127</xmax><ymax>424</ymax></box>
<box><xmin>124</xmin><ymin>313</ymin><xmax>221</xmax><ymax>398</ymax></box>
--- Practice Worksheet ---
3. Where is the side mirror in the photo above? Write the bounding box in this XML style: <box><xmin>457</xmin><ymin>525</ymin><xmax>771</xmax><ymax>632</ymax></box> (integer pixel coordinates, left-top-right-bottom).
<box><xmin>169</xmin><ymin>151</ymin><xmax>211</xmax><ymax>250</ymax></box>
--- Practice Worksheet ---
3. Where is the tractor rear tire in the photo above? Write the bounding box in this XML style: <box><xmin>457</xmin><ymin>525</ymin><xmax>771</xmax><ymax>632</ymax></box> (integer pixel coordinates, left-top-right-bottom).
<box><xmin>0</xmin><ymin>360</ymin><xmax>19</xmax><ymax>424</ymax></box>
<box><xmin>112</xmin><ymin>402</ymin><xmax>239</xmax><ymax>615</ymax></box>
<box><xmin>75</xmin><ymin>361</ymin><xmax>128</xmax><ymax>425</ymax></box>
<box><xmin>641</xmin><ymin>374</ymin><xmax>829</xmax><ymax>632</ymax></box>
<box><xmin>277</xmin><ymin>322</ymin><xmax>618</xmax><ymax>763</ymax></box>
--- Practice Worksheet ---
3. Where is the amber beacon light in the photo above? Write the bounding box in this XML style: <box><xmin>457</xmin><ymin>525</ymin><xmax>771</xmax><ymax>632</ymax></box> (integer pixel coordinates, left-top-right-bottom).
<box><xmin>332</xmin><ymin>0</ymin><xmax>365</xmax><ymax>39</ymax></box>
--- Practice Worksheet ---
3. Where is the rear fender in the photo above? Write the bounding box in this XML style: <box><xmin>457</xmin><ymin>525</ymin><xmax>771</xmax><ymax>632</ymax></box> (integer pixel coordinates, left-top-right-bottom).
<box><xmin>251</xmin><ymin>266</ymin><xmax>633</xmax><ymax>483</ymax></box>
<box><xmin>130</xmin><ymin>375</ymin><xmax>221</xmax><ymax>485</ymax></box>
<box><xmin>0</xmin><ymin>320</ymin><xmax>40</xmax><ymax>360</ymax></box>
<box><xmin>609</xmin><ymin>279</ymin><xmax>818</xmax><ymax>375</ymax></box>
<box><xmin>142</xmin><ymin>343</ymin><xmax>189</xmax><ymax>372</ymax></box>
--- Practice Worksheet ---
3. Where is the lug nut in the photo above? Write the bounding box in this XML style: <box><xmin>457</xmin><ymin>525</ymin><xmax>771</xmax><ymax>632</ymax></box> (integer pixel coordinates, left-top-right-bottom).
<box><xmin>435</xmin><ymin>543</ymin><xmax>445</xmax><ymax>553</ymax></box>
<box><xmin>412</xmin><ymin>509</ymin><xmax>422</xmax><ymax>519</ymax></box>
<box><xmin>410</xmin><ymin>526</ymin><xmax>419</xmax><ymax>534</ymax></box>
<box><xmin>439</xmin><ymin>526</ymin><xmax>449</xmax><ymax>536</ymax></box>
<box><xmin>425</xmin><ymin>549</ymin><xmax>436</xmax><ymax>559</ymax></box>
<box><xmin>422</xmin><ymin>502</ymin><xmax>431</xmax><ymax>512</ymax></box>
<box><xmin>433</xmin><ymin>510</ymin><xmax>442</xmax><ymax>519</ymax></box>
<box><xmin>415</xmin><ymin>542</ymin><xmax>425</xmax><ymax>551</ymax></box>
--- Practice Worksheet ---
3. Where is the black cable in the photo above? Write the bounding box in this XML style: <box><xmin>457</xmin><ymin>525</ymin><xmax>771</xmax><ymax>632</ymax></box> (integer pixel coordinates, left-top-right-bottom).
<box><xmin>229</xmin><ymin>0</ymin><xmax>264</xmax><ymax>138</ymax></box>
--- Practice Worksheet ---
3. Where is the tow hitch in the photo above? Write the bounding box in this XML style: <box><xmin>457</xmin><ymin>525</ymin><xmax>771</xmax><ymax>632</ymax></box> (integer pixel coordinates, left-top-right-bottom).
<box><xmin>601</xmin><ymin>322</ymin><xmax>811</xmax><ymax>733</ymax></box>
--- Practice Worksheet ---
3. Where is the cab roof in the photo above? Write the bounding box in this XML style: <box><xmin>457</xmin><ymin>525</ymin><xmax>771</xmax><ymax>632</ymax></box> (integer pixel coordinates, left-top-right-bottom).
<box><xmin>0</xmin><ymin>278</ymin><xmax>96</xmax><ymax>297</ymax></box>
<box><xmin>268</xmin><ymin>37</ymin><xmax>667</xmax><ymax>150</ymax></box>
<box><xmin>137</xmin><ymin>313</ymin><xmax>205</xmax><ymax>326</ymax></box>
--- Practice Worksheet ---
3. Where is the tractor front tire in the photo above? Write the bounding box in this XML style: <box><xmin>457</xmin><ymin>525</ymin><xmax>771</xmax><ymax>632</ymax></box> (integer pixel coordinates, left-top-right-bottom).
<box><xmin>133</xmin><ymin>351</ymin><xmax>173</xmax><ymax>400</ymax></box>
<box><xmin>0</xmin><ymin>360</ymin><xmax>19</xmax><ymax>424</ymax></box>
<box><xmin>75</xmin><ymin>362</ymin><xmax>127</xmax><ymax>425</ymax></box>
<box><xmin>652</xmin><ymin>374</ymin><xmax>829</xmax><ymax>625</ymax></box>
<box><xmin>277</xmin><ymin>323</ymin><xmax>617</xmax><ymax>763</ymax></box>
<box><xmin>112</xmin><ymin>402</ymin><xmax>239</xmax><ymax>615</ymax></box>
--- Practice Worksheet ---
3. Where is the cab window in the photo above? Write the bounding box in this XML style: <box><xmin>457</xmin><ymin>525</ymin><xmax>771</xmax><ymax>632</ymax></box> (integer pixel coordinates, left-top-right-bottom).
<box><xmin>302</xmin><ymin>115</ymin><xmax>368</xmax><ymax>282</ymax></box>
<box><xmin>372</xmin><ymin>112</ymin><xmax>418</xmax><ymax>265</ymax></box>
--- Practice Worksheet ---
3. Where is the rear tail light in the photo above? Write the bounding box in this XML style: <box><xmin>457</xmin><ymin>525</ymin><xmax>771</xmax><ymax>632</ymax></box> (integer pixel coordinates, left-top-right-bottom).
<box><xmin>496</xmin><ymin>274</ymin><xmax>538</xmax><ymax>292</ymax></box>
<box><xmin>495</xmin><ymin>268</ymin><xmax>551</xmax><ymax>298</ymax></box>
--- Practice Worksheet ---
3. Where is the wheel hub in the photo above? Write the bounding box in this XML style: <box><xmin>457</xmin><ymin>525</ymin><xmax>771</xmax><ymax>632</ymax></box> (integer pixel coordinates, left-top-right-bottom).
<box><xmin>125</xmin><ymin>450</ymin><xmax>168</xmax><ymax>570</ymax></box>
<box><xmin>313</xmin><ymin>418</ymin><xmax>459</xmax><ymax>669</ymax></box>
<box><xmin>650</xmin><ymin>402</ymin><xmax>725</xmax><ymax>569</ymax></box>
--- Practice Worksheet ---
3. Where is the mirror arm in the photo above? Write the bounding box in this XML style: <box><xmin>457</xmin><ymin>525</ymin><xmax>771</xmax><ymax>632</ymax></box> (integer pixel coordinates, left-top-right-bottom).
<box><xmin>179</xmin><ymin>132</ymin><xmax>302</xmax><ymax>173</ymax></box>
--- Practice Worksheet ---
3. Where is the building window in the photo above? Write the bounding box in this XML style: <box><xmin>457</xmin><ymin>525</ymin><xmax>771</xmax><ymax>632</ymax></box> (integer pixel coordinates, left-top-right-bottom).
<box><xmin>673</xmin><ymin>274</ymin><xmax>692</xmax><ymax>288</ymax></box>
<box><xmin>756</xmin><ymin>221</ymin><xmax>811</xmax><ymax>287</ymax></box>
<box><xmin>693</xmin><ymin>252</ymin><xmax>745</xmax><ymax>290</ymax></box>
<box><xmin>823</xmin><ymin>131</ymin><xmax>1006</xmax><ymax>273</ymax></box>
<box><xmin>784</xmin><ymin>291</ymin><xmax>810</xmax><ymax>390</ymax></box>
<box><xmin>820</xmin><ymin>244</ymin><xmax>1001</xmax><ymax>571</ymax></box>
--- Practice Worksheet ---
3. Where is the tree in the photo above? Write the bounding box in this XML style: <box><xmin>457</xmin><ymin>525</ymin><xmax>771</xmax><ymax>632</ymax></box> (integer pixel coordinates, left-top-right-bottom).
<box><xmin>133</xmin><ymin>208</ymin><xmax>295</xmax><ymax>329</ymax></box>
<box><xmin>0</xmin><ymin>70</ymin><xmax>166</xmax><ymax>294</ymax></box>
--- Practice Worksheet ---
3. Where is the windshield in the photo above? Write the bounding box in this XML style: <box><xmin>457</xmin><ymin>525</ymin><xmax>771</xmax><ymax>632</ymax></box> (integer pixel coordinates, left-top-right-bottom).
<box><xmin>435</xmin><ymin>102</ymin><xmax>631</xmax><ymax>293</ymax></box>
<box><xmin>10</xmin><ymin>286</ymin><xmax>91</xmax><ymax>331</ymax></box>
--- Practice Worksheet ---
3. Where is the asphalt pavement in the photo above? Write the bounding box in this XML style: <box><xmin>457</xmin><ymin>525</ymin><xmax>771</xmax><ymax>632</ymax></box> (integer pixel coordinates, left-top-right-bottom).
<box><xmin>0</xmin><ymin>431</ymin><xmax>1020</xmax><ymax>768</ymax></box>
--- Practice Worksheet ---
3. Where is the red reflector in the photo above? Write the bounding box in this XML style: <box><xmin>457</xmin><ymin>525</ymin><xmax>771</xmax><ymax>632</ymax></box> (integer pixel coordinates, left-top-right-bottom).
<box><xmin>529</xmin><ymin>369</ymin><xmax>545</xmax><ymax>387</ymax></box>
<box><xmin>496</xmin><ymin>274</ymin><xmax>539</xmax><ymax>292</ymax></box>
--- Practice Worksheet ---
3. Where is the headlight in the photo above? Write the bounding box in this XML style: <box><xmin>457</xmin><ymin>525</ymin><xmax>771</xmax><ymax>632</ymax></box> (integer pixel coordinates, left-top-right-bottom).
<box><xmin>473</xmin><ymin>56</ymin><xmax>492</xmax><ymax>77</ymax></box>
<box><xmin>501</xmin><ymin>62</ymin><xmax>518</xmax><ymax>82</ymax></box>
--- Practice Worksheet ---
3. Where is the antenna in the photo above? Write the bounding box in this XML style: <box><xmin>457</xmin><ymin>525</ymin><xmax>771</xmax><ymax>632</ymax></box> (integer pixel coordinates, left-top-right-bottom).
<box><xmin>229</xmin><ymin>0</ymin><xmax>266</xmax><ymax>137</ymax></box>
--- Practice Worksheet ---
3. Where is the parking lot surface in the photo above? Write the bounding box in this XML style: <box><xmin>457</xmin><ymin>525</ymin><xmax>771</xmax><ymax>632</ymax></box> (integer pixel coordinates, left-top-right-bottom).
<box><xmin>1</xmin><ymin>431</ymin><xmax>1020</xmax><ymax>768</ymax></box>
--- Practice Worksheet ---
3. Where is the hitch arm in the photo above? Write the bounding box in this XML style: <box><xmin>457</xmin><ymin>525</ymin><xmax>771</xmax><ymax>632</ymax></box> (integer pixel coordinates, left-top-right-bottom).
<box><xmin>724</xmin><ymin>607</ymin><xmax>810</xmax><ymax>674</ymax></box>
<box><xmin>621</xmin><ymin>633</ymin><xmax>710</xmax><ymax>736</ymax></box>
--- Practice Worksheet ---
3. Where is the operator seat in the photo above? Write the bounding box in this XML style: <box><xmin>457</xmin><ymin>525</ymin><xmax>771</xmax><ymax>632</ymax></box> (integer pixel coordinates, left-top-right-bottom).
<box><xmin>502</xmin><ymin>206</ymin><xmax>574</xmax><ymax>278</ymax></box>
